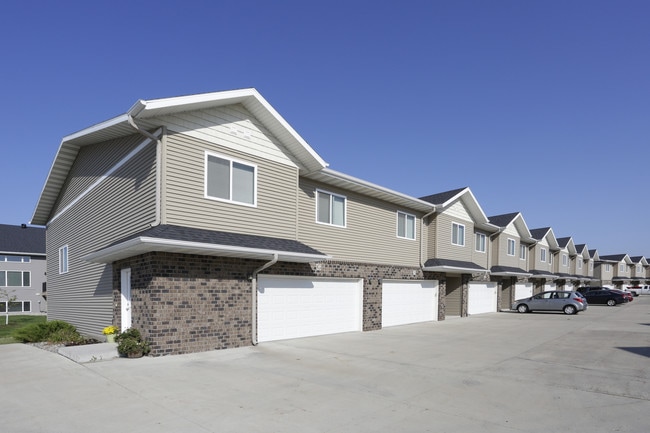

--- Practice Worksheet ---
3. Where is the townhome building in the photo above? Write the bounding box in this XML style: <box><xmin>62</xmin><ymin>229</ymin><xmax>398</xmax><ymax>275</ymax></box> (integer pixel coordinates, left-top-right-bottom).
<box><xmin>32</xmin><ymin>89</ymin><xmax>459</xmax><ymax>356</ymax></box>
<box><xmin>487</xmin><ymin>212</ymin><xmax>534</xmax><ymax>309</ymax></box>
<box><xmin>528</xmin><ymin>227</ymin><xmax>560</xmax><ymax>293</ymax></box>
<box><xmin>0</xmin><ymin>224</ymin><xmax>47</xmax><ymax>315</ymax></box>
<box><xmin>554</xmin><ymin>237</ymin><xmax>577</xmax><ymax>291</ymax></box>
<box><xmin>418</xmin><ymin>187</ymin><xmax>499</xmax><ymax>317</ymax></box>
<box><xmin>573</xmin><ymin>244</ymin><xmax>595</xmax><ymax>285</ymax></box>
<box><xmin>629</xmin><ymin>256</ymin><xmax>648</xmax><ymax>286</ymax></box>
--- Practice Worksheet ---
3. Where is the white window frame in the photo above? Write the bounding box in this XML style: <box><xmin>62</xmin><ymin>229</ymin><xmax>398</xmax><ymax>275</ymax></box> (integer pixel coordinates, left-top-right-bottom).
<box><xmin>619</xmin><ymin>263</ymin><xmax>625</xmax><ymax>273</ymax></box>
<box><xmin>315</xmin><ymin>189</ymin><xmax>346</xmax><ymax>227</ymax></box>
<box><xmin>59</xmin><ymin>245</ymin><xmax>69</xmax><ymax>274</ymax></box>
<box><xmin>451</xmin><ymin>222</ymin><xmax>465</xmax><ymax>246</ymax></box>
<box><xmin>605</xmin><ymin>264</ymin><xmax>611</xmax><ymax>272</ymax></box>
<box><xmin>519</xmin><ymin>244</ymin><xmax>527</xmax><ymax>260</ymax></box>
<box><xmin>578</xmin><ymin>260</ymin><xmax>583</xmax><ymax>270</ymax></box>
<box><xmin>562</xmin><ymin>254</ymin><xmax>568</xmax><ymax>267</ymax></box>
<box><xmin>550</xmin><ymin>253</ymin><xmax>553</xmax><ymax>265</ymax></box>
<box><xmin>540</xmin><ymin>248</ymin><xmax>547</xmax><ymax>263</ymax></box>
<box><xmin>589</xmin><ymin>261</ymin><xmax>593</xmax><ymax>271</ymax></box>
<box><xmin>0</xmin><ymin>270</ymin><xmax>31</xmax><ymax>287</ymax></box>
<box><xmin>0</xmin><ymin>300</ymin><xmax>31</xmax><ymax>313</ymax></box>
<box><xmin>0</xmin><ymin>255</ymin><xmax>30</xmax><ymax>263</ymax></box>
<box><xmin>475</xmin><ymin>232</ymin><xmax>486</xmax><ymax>253</ymax></box>
<box><xmin>507</xmin><ymin>238</ymin><xmax>516</xmax><ymax>256</ymax></box>
<box><xmin>396</xmin><ymin>211</ymin><xmax>416</xmax><ymax>240</ymax></box>
<box><xmin>204</xmin><ymin>151</ymin><xmax>257</xmax><ymax>207</ymax></box>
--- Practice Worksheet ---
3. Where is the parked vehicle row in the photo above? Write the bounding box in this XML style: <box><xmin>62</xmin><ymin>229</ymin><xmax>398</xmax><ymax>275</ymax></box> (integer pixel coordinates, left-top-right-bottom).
<box><xmin>512</xmin><ymin>286</ymin><xmax>632</xmax><ymax>315</ymax></box>
<box><xmin>627</xmin><ymin>285</ymin><xmax>650</xmax><ymax>296</ymax></box>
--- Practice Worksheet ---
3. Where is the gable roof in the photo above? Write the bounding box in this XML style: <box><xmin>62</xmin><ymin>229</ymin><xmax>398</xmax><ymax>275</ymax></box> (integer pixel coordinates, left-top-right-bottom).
<box><xmin>488</xmin><ymin>211</ymin><xmax>534</xmax><ymax>242</ymax></box>
<box><xmin>84</xmin><ymin>224</ymin><xmax>330</xmax><ymax>264</ymax></box>
<box><xmin>530</xmin><ymin>227</ymin><xmax>560</xmax><ymax>250</ymax></box>
<box><xmin>0</xmin><ymin>224</ymin><xmax>46</xmax><ymax>256</ymax></box>
<box><xmin>556</xmin><ymin>237</ymin><xmax>577</xmax><ymax>255</ymax></box>
<box><xmin>419</xmin><ymin>187</ymin><xmax>498</xmax><ymax>232</ymax></box>
<box><xmin>598</xmin><ymin>254</ymin><xmax>631</xmax><ymax>263</ymax></box>
<box><xmin>32</xmin><ymin>88</ymin><xmax>328</xmax><ymax>226</ymax></box>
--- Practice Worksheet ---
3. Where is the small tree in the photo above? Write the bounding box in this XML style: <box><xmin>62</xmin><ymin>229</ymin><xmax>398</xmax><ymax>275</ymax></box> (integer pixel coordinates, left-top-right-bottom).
<box><xmin>0</xmin><ymin>288</ymin><xmax>17</xmax><ymax>325</ymax></box>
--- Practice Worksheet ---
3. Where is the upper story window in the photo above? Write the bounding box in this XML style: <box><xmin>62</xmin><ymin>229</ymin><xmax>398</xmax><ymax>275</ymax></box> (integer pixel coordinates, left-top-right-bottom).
<box><xmin>507</xmin><ymin>239</ymin><xmax>516</xmax><ymax>256</ymax></box>
<box><xmin>605</xmin><ymin>264</ymin><xmax>611</xmax><ymax>272</ymax></box>
<box><xmin>452</xmin><ymin>223</ymin><xmax>465</xmax><ymax>246</ymax></box>
<box><xmin>578</xmin><ymin>260</ymin><xmax>583</xmax><ymax>270</ymax></box>
<box><xmin>0</xmin><ymin>271</ymin><xmax>30</xmax><ymax>287</ymax></box>
<box><xmin>397</xmin><ymin>212</ymin><xmax>415</xmax><ymax>240</ymax></box>
<box><xmin>0</xmin><ymin>255</ymin><xmax>31</xmax><ymax>263</ymax></box>
<box><xmin>549</xmin><ymin>253</ymin><xmax>554</xmax><ymax>265</ymax></box>
<box><xmin>589</xmin><ymin>261</ymin><xmax>593</xmax><ymax>271</ymax></box>
<box><xmin>637</xmin><ymin>265</ymin><xmax>642</xmax><ymax>273</ymax></box>
<box><xmin>205</xmin><ymin>152</ymin><xmax>257</xmax><ymax>206</ymax></box>
<box><xmin>540</xmin><ymin>247</ymin><xmax>547</xmax><ymax>263</ymax></box>
<box><xmin>59</xmin><ymin>245</ymin><xmax>69</xmax><ymax>274</ymax></box>
<box><xmin>316</xmin><ymin>190</ymin><xmax>346</xmax><ymax>227</ymax></box>
<box><xmin>519</xmin><ymin>244</ymin><xmax>527</xmax><ymax>260</ymax></box>
<box><xmin>619</xmin><ymin>263</ymin><xmax>626</xmax><ymax>273</ymax></box>
<box><xmin>475</xmin><ymin>233</ymin><xmax>486</xmax><ymax>252</ymax></box>
<box><xmin>562</xmin><ymin>254</ymin><xmax>568</xmax><ymax>267</ymax></box>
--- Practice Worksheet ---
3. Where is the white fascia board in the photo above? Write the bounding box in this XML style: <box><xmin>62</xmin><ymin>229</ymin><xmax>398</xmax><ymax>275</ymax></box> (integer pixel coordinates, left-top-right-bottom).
<box><xmin>84</xmin><ymin>236</ymin><xmax>331</xmax><ymax>264</ymax></box>
<box><xmin>318</xmin><ymin>168</ymin><xmax>436</xmax><ymax>212</ymax></box>
<box><xmin>491</xmin><ymin>271</ymin><xmax>532</xmax><ymax>277</ymax></box>
<box><xmin>422</xmin><ymin>265</ymin><xmax>488</xmax><ymax>274</ymax></box>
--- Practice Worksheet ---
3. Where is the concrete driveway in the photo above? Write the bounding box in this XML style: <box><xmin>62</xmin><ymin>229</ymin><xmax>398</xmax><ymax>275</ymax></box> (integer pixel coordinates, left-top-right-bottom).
<box><xmin>2</xmin><ymin>297</ymin><xmax>649</xmax><ymax>433</ymax></box>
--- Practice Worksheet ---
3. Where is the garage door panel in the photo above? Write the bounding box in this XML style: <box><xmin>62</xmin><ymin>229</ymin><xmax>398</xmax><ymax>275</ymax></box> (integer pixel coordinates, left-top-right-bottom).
<box><xmin>515</xmin><ymin>283</ymin><xmax>533</xmax><ymax>300</ymax></box>
<box><xmin>257</xmin><ymin>276</ymin><xmax>362</xmax><ymax>343</ymax></box>
<box><xmin>382</xmin><ymin>280</ymin><xmax>438</xmax><ymax>327</ymax></box>
<box><xmin>468</xmin><ymin>282</ymin><xmax>498</xmax><ymax>315</ymax></box>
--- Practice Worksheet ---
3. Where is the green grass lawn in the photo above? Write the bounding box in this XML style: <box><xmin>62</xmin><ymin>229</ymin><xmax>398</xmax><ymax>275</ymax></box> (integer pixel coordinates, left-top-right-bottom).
<box><xmin>0</xmin><ymin>315</ymin><xmax>47</xmax><ymax>344</ymax></box>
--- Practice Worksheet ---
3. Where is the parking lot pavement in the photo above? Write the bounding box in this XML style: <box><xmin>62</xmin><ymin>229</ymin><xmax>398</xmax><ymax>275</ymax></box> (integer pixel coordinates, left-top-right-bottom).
<box><xmin>2</xmin><ymin>297</ymin><xmax>649</xmax><ymax>433</ymax></box>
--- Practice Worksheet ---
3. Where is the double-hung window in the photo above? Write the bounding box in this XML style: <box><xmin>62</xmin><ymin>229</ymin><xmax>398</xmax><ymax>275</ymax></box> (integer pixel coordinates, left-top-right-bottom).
<box><xmin>619</xmin><ymin>263</ymin><xmax>626</xmax><ymax>273</ymax></box>
<box><xmin>519</xmin><ymin>244</ymin><xmax>527</xmax><ymax>260</ymax></box>
<box><xmin>540</xmin><ymin>248</ymin><xmax>547</xmax><ymax>263</ymax></box>
<box><xmin>562</xmin><ymin>254</ymin><xmax>568</xmax><ymax>267</ymax></box>
<box><xmin>452</xmin><ymin>223</ymin><xmax>465</xmax><ymax>246</ymax></box>
<box><xmin>507</xmin><ymin>239</ymin><xmax>516</xmax><ymax>256</ymax></box>
<box><xmin>59</xmin><ymin>245</ymin><xmax>69</xmax><ymax>274</ymax></box>
<box><xmin>205</xmin><ymin>152</ymin><xmax>257</xmax><ymax>206</ymax></box>
<box><xmin>475</xmin><ymin>233</ymin><xmax>486</xmax><ymax>252</ymax></box>
<box><xmin>578</xmin><ymin>260</ymin><xmax>583</xmax><ymax>270</ymax></box>
<box><xmin>397</xmin><ymin>212</ymin><xmax>415</xmax><ymax>240</ymax></box>
<box><xmin>316</xmin><ymin>190</ymin><xmax>346</xmax><ymax>227</ymax></box>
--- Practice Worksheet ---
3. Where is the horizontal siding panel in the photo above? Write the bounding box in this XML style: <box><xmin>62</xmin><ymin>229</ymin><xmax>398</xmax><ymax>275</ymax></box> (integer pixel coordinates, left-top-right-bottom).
<box><xmin>46</xmin><ymin>138</ymin><xmax>157</xmax><ymax>337</ymax></box>
<box><xmin>297</xmin><ymin>179</ymin><xmax>422</xmax><ymax>267</ymax></box>
<box><xmin>163</xmin><ymin>132</ymin><xmax>298</xmax><ymax>239</ymax></box>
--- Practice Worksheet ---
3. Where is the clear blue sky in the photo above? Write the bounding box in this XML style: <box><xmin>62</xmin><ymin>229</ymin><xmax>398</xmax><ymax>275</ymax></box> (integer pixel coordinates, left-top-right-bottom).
<box><xmin>1</xmin><ymin>0</ymin><xmax>648</xmax><ymax>257</ymax></box>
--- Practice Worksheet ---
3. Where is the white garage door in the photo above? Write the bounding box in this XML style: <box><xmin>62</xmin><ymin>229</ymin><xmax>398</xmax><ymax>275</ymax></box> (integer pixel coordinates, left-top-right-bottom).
<box><xmin>564</xmin><ymin>282</ymin><xmax>574</xmax><ymax>292</ymax></box>
<box><xmin>382</xmin><ymin>280</ymin><xmax>438</xmax><ymax>327</ymax></box>
<box><xmin>515</xmin><ymin>282</ymin><xmax>533</xmax><ymax>300</ymax></box>
<box><xmin>257</xmin><ymin>276</ymin><xmax>362</xmax><ymax>343</ymax></box>
<box><xmin>468</xmin><ymin>282</ymin><xmax>498</xmax><ymax>315</ymax></box>
<box><xmin>544</xmin><ymin>282</ymin><xmax>557</xmax><ymax>292</ymax></box>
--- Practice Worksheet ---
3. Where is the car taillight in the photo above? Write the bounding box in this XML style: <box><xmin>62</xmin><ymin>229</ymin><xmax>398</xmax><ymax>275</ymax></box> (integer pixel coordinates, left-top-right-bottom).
<box><xmin>575</xmin><ymin>298</ymin><xmax>583</xmax><ymax>303</ymax></box>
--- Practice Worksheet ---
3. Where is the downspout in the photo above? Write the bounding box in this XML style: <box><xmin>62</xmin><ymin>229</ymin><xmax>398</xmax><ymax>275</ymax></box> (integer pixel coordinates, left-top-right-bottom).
<box><xmin>127</xmin><ymin>115</ymin><xmax>162</xmax><ymax>227</ymax></box>
<box><xmin>251</xmin><ymin>254</ymin><xmax>278</xmax><ymax>346</ymax></box>
<box><xmin>420</xmin><ymin>206</ymin><xmax>439</xmax><ymax>270</ymax></box>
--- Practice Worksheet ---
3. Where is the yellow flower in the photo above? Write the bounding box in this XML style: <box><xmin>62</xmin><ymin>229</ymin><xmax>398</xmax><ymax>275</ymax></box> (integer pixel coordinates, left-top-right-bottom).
<box><xmin>102</xmin><ymin>325</ymin><xmax>119</xmax><ymax>335</ymax></box>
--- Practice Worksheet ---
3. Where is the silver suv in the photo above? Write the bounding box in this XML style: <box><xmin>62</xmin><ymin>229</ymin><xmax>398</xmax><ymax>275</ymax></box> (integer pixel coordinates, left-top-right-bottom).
<box><xmin>512</xmin><ymin>291</ymin><xmax>588</xmax><ymax>315</ymax></box>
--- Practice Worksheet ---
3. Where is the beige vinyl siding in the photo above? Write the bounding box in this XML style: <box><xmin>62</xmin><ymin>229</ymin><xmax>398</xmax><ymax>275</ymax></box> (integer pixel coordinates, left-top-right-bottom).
<box><xmin>431</xmin><ymin>213</ymin><xmax>484</xmax><ymax>265</ymax></box>
<box><xmin>46</xmin><ymin>137</ymin><xmax>157</xmax><ymax>338</ymax></box>
<box><xmin>495</xmin><ymin>224</ymin><xmax>522</xmax><ymax>268</ymax></box>
<box><xmin>163</xmin><ymin>132</ymin><xmax>298</xmax><ymax>238</ymax></box>
<box><xmin>530</xmin><ymin>241</ymin><xmax>553</xmax><ymax>273</ymax></box>
<box><xmin>297</xmin><ymin>178</ymin><xmax>422</xmax><ymax>267</ymax></box>
<box><xmin>155</xmin><ymin>104</ymin><xmax>299</xmax><ymax>169</ymax></box>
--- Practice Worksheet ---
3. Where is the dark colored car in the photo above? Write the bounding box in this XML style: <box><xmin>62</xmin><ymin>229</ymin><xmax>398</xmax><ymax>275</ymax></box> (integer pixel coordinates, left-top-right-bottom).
<box><xmin>610</xmin><ymin>289</ymin><xmax>633</xmax><ymax>302</ymax></box>
<box><xmin>581</xmin><ymin>289</ymin><xmax>627</xmax><ymax>306</ymax></box>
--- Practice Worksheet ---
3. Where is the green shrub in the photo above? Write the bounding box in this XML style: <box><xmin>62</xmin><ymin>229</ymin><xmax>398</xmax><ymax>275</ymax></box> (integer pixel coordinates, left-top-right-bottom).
<box><xmin>13</xmin><ymin>320</ymin><xmax>83</xmax><ymax>344</ymax></box>
<box><xmin>115</xmin><ymin>327</ymin><xmax>151</xmax><ymax>357</ymax></box>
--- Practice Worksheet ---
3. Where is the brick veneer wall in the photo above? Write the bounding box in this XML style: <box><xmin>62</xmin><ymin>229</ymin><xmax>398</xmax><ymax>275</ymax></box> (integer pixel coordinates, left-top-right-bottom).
<box><xmin>113</xmin><ymin>252</ymin><xmax>443</xmax><ymax>356</ymax></box>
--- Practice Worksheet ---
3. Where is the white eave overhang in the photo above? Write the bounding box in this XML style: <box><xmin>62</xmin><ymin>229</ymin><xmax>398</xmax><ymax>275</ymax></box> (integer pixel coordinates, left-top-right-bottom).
<box><xmin>304</xmin><ymin>168</ymin><xmax>436</xmax><ymax>213</ymax></box>
<box><xmin>490</xmin><ymin>270</ymin><xmax>532</xmax><ymax>277</ymax></box>
<box><xmin>422</xmin><ymin>264</ymin><xmax>488</xmax><ymax>274</ymax></box>
<box><xmin>83</xmin><ymin>236</ymin><xmax>331</xmax><ymax>264</ymax></box>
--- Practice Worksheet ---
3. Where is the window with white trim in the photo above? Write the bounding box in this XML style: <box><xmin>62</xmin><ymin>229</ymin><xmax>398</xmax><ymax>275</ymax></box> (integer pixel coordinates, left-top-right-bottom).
<box><xmin>0</xmin><ymin>255</ymin><xmax>30</xmax><ymax>263</ymax></box>
<box><xmin>59</xmin><ymin>245</ymin><xmax>69</xmax><ymax>274</ymax></box>
<box><xmin>619</xmin><ymin>263</ymin><xmax>625</xmax><ymax>273</ymax></box>
<box><xmin>589</xmin><ymin>261</ymin><xmax>593</xmax><ymax>271</ymax></box>
<box><xmin>0</xmin><ymin>271</ymin><xmax>30</xmax><ymax>287</ymax></box>
<box><xmin>475</xmin><ymin>232</ymin><xmax>486</xmax><ymax>252</ymax></box>
<box><xmin>578</xmin><ymin>260</ymin><xmax>583</xmax><ymax>270</ymax></box>
<box><xmin>550</xmin><ymin>253</ymin><xmax>553</xmax><ymax>265</ymax></box>
<box><xmin>0</xmin><ymin>300</ymin><xmax>31</xmax><ymax>313</ymax></box>
<box><xmin>452</xmin><ymin>223</ymin><xmax>465</xmax><ymax>246</ymax></box>
<box><xmin>205</xmin><ymin>152</ymin><xmax>257</xmax><ymax>206</ymax></box>
<box><xmin>637</xmin><ymin>265</ymin><xmax>642</xmax><ymax>273</ymax></box>
<box><xmin>316</xmin><ymin>190</ymin><xmax>346</xmax><ymax>227</ymax></box>
<box><xmin>507</xmin><ymin>238</ymin><xmax>516</xmax><ymax>256</ymax></box>
<box><xmin>397</xmin><ymin>212</ymin><xmax>415</xmax><ymax>240</ymax></box>
<box><xmin>540</xmin><ymin>248</ymin><xmax>547</xmax><ymax>263</ymax></box>
<box><xmin>605</xmin><ymin>264</ymin><xmax>611</xmax><ymax>272</ymax></box>
<box><xmin>562</xmin><ymin>254</ymin><xmax>568</xmax><ymax>267</ymax></box>
<box><xmin>519</xmin><ymin>244</ymin><xmax>527</xmax><ymax>260</ymax></box>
